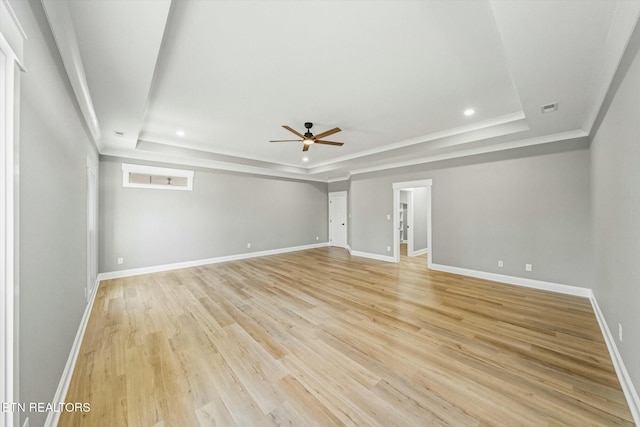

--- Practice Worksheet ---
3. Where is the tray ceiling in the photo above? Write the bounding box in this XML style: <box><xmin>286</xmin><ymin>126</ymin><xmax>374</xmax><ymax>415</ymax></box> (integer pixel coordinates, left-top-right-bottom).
<box><xmin>42</xmin><ymin>0</ymin><xmax>640</xmax><ymax>181</ymax></box>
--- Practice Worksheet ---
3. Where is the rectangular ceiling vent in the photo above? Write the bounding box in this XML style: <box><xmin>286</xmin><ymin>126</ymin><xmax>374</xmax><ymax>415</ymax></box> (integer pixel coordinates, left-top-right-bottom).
<box><xmin>541</xmin><ymin>102</ymin><xmax>558</xmax><ymax>114</ymax></box>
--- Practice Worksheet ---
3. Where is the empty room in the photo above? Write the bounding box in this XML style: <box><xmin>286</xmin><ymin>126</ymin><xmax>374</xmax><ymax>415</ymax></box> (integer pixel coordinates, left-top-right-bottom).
<box><xmin>1</xmin><ymin>0</ymin><xmax>640</xmax><ymax>426</ymax></box>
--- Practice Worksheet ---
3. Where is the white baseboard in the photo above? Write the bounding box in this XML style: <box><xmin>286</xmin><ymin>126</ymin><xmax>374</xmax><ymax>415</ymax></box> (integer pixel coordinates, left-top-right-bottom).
<box><xmin>44</xmin><ymin>278</ymin><xmax>101</xmax><ymax>427</ymax></box>
<box><xmin>98</xmin><ymin>242</ymin><xmax>329</xmax><ymax>281</ymax></box>
<box><xmin>410</xmin><ymin>248</ymin><xmax>428</xmax><ymax>257</ymax></box>
<box><xmin>428</xmin><ymin>262</ymin><xmax>638</xmax><ymax>424</ymax></box>
<box><xmin>349</xmin><ymin>250</ymin><xmax>395</xmax><ymax>263</ymax></box>
<box><xmin>429</xmin><ymin>263</ymin><xmax>591</xmax><ymax>297</ymax></box>
<box><xmin>590</xmin><ymin>294</ymin><xmax>640</xmax><ymax>426</ymax></box>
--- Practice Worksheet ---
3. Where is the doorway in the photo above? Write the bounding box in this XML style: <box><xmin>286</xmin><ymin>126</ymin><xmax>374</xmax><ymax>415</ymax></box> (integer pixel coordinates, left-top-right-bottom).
<box><xmin>328</xmin><ymin>191</ymin><xmax>347</xmax><ymax>248</ymax></box>
<box><xmin>392</xmin><ymin>180</ymin><xmax>432</xmax><ymax>266</ymax></box>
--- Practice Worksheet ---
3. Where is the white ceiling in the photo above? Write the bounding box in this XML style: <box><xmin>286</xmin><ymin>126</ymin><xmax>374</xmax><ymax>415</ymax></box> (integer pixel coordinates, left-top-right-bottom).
<box><xmin>42</xmin><ymin>0</ymin><xmax>640</xmax><ymax>182</ymax></box>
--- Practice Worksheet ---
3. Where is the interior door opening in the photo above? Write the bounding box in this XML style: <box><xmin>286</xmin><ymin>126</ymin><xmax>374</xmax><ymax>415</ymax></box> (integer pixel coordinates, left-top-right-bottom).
<box><xmin>392</xmin><ymin>180</ymin><xmax>432</xmax><ymax>266</ymax></box>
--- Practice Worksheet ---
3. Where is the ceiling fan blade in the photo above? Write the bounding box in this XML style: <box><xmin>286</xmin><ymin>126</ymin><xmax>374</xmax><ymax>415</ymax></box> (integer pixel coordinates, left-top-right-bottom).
<box><xmin>313</xmin><ymin>127</ymin><xmax>341</xmax><ymax>140</ymax></box>
<box><xmin>282</xmin><ymin>125</ymin><xmax>305</xmax><ymax>139</ymax></box>
<box><xmin>315</xmin><ymin>140</ymin><xmax>344</xmax><ymax>146</ymax></box>
<box><xmin>270</xmin><ymin>139</ymin><xmax>302</xmax><ymax>142</ymax></box>
<box><xmin>302</xmin><ymin>144</ymin><xmax>310</xmax><ymax>152</ymax></box>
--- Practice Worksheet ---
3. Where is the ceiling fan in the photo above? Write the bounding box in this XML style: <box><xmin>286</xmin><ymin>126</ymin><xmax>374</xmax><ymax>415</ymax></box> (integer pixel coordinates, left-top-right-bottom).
<box><xmin>270</xmin><ymin>122</ymin><xmax>344</xmax><ymax>152</ymax></box>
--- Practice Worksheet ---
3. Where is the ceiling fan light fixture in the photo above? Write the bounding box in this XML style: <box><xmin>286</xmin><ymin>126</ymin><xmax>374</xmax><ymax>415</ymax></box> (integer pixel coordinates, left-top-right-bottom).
<box><xmin>270</xmin><ymin>122</ymin><xmax>344</xmax><ymax>151</ymax></box>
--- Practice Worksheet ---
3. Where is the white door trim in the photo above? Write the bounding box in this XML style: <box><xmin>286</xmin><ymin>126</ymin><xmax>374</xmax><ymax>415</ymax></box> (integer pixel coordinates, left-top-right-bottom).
<box><xmin>407</xmin><ymin>191</ymin><xmax>415</xmax><ymax>256</ymax></box>
<box><xmin>392</xmin><ymin>180</ymin><xmax>432</xmax><ymax>265</ymax></box>
<box><xmin>328</xmin><ymin>191</ymin><xmax>348</xmax><ymax>249</ymax></box>
<box><xmin>0</xmin><ymin>28</ymin><xmax>22</xmax><ymax>427</ymax></box>
<box><xmin>86</xmin><ymin>157</ymin><xmax>98</xmax><ymax>302</ymax></box>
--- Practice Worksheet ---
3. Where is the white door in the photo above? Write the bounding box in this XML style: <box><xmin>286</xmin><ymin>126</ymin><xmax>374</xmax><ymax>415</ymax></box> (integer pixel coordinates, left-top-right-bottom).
<box><xmin>329</xmin><ymin>192</ymin><xmax>347</xmax><ymax>248</ymax></box>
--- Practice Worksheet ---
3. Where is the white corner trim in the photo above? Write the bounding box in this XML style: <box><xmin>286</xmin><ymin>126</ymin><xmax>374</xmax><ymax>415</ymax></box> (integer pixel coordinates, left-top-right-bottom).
<box><xmin>44</xmin><ymin>278</ymin><xmax>101</xmax><ymax>427</ymax></box>
<box><xmin>428</xmin><ymin>263</ymin><xmax>591</xmax><ymax>298</ymax></box>
<box><xmin>590</xmin><ymin>294</ymin><xmax>640</xmax><ymax>426</ymax></box>
<box><xmin>349</xmin><ymin>250</ymin><xmax>395</xmax><ymax>263</ymax></box>
<box><xmin>98</xmin><ymin>242</ymin><xmax>329</xmax><ymax>280</ymax></box>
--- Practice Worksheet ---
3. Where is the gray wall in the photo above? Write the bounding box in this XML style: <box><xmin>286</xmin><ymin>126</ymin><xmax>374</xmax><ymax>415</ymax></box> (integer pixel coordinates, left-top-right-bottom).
<box><xmin>12</xmin><ymin>2</ymin><xmax>100</xmax><ymax>426</ymax></box>
<box><xmin>590</xmin><ymin>29</ymin><xmax>640</xmax><ymax>397</ymax></box>
<box><xmin>350</xmin><ymin>141</ymin><xmax>592</xmax><ymax>288</ymax></box>
<box><xmin>100</xmin><ymin>157</ymin><xmax>328</xmax><ymax>272</ymax></box>
<box><xmin>328</xmin><ymin>180</ymin><xmax>349</xmax><ymax>192</ymax></box>
<box><xmin>412</xmin><ymin>187</ymin><xmax>428</xmax><ymax>252</ymax></box>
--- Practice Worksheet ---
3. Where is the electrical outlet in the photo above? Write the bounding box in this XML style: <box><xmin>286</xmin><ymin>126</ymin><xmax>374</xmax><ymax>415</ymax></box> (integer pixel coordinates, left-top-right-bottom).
<box><xmin>498</xmin><ymin>260</ymin><xmax>504</xmax><ymax>268</ymax></box>
<box><xmin>316</xmin><ymin>236</ymin><xmax>319</xmax><ymax>241</ymax></box>
<box><xmin>525</xmin><ymin>263</ymin><xmax>532</xmax><ymax>272</ymax></box>
<box><xmin>386</xmin><ymin>214</ymin><xmax>391</xmax><ymax>220</ymax></box>
<box><xmin>117</xmin><ymin>257</ymin><xmax>123</xmax><ymax>265</ymax></box>
<box><xmin>387</xmin><ymin>246</ymin><xmax>391</xmax><ymax>252</ymax></box>
<box><xmin>247</xmin><ymin>243</ymin><xmax>251</xmax><ymax>249</ymax></box>
<box><xmin>618</xmin><ymin>323</ymin><xmax>622</xmax><ymax>342</ymax></box>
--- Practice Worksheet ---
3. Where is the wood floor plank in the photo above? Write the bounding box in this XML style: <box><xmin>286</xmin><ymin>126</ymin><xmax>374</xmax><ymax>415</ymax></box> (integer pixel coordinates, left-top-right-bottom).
<box><xmin>59</xmin><ymin>247</ymin><xmax>634</xmax><ymax>426</ymax></box>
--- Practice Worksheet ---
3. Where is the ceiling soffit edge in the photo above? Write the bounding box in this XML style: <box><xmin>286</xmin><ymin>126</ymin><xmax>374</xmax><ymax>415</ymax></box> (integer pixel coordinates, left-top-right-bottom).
<box><xmin>581</xmin><ymin>1</ymin><xmax>640</xmax><ymax>135</ymax></box>
<box><xmin>347</xmin><ymin>129</ymin><xmax>589</xmax><ymax>177</ymax></box>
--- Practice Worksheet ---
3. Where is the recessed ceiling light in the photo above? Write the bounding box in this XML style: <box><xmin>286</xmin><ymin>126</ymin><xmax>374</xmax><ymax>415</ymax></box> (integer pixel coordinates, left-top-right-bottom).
<box><xmin>176</xmin><ymin>130</ymin><xmax>185</xmax><ymax>137</ymax></box>
<box><xmin>302</xmin><ymin>156</ymin><xmax>309</xmax><ymax>162</ymax></box>
<box><xmin>463</xmin><ymin>108</ymin><xmax>475</xmax><ymax>116</ymax></box>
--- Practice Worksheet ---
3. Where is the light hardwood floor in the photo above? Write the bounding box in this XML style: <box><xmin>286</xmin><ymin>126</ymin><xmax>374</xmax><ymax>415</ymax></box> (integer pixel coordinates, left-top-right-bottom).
<box><xmin>60</xmin><ymin>247</ymin><xmax>633</xmax><ymax>426</ymax></box>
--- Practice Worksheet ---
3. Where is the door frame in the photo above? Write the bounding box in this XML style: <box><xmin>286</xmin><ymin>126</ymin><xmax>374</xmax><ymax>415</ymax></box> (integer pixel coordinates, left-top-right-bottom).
<box><xmin>328</xmin><ymin>191</ymin><xmax>348</xmax><ymax>248</ymax></box>
<box><xmin>86</xmin><ymin>157</ymin><xmax>98</xmax><ymax>302</ymax></box>
<box><xmin>406</xmin><ymin>190</ymin><xmax>415</xmax><ymax>256</ymax></box>
<box><xmin>392</xmin><ymin>180</ymin><xmax>432</xmax><ymax>265</ymax></box>
<box><xmin>399</xmin><ymin>189</ymin><xmax>415</xmax><ymax>252</ymax></box>
<box><xmin>1</xmin><ymin>27</ymin><xmax>23</xmax><ymax>427</ymax></box>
